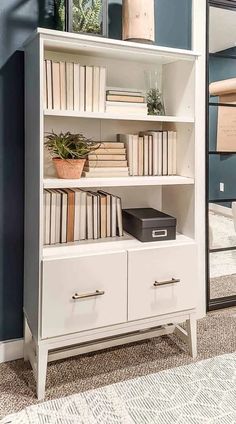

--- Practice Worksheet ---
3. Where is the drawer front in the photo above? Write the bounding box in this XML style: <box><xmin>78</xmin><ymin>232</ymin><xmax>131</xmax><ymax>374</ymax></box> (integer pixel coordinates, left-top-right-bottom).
<box><xmin>128</xmin><ymin>244</ymin><xmax>197</xmax><ymax>321</ymax></box>
<box><xmin>42</xmin><ymin>252</ymin><xmax>127</xmax><ymax>338</ymax></box>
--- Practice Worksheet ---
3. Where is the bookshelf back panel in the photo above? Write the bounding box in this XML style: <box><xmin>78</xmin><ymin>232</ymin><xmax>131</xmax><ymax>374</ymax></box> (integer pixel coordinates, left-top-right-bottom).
<box><xmin>44</xmin><ymin>117</ymin><xmax>194</xmax><ymax>179</ymax></box>
<box><xmin>44</xmin><ymin>51</ymin><xmax>195</xmax><ymax>117</ymax></box>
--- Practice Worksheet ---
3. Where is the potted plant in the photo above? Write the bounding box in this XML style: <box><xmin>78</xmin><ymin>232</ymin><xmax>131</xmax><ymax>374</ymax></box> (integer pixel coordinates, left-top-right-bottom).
<box><xmin>45</xmin><ymin>131</ymin><xmax>99</xmax><ymax>179</ymax></box>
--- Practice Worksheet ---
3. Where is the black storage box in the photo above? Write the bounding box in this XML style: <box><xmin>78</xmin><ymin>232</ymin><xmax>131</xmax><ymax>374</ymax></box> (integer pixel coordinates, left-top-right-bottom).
<box><xmin>122</xmin><ymin>208</ymin><xmax>176</xmax><ymax>242</ymax></box>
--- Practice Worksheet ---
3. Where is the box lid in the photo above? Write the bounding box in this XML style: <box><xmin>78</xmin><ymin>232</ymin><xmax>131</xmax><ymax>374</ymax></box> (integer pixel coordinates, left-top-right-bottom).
<box><xmin>122</xmin><ymin>208</ymin><xmax>176</xmax><ymax>229</ymax></box>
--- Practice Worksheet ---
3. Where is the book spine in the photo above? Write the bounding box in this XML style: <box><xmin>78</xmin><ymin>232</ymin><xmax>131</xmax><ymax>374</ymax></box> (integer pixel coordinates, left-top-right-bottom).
<box><xmin>73</xmin><ymin>62</ymin><xmax>80</xmax><ymax>111</ymax></box>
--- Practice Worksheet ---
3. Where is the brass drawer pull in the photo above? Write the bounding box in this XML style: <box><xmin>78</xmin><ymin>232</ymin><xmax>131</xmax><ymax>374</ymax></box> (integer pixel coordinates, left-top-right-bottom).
<box><xmin>72</xmin><ymin>290</ymin><xmax>105</xmax><ymax>300</ymax></box>
<box><xmin>154</xmin><ymin>278</ymin><xmax>180</xmax><ymax>287</ymax></box>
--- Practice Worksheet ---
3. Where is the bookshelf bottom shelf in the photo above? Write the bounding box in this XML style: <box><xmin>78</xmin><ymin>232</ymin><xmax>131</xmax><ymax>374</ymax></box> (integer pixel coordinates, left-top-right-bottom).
<box><xmin>43</xmin><ymin>232</ymin><xmax>195</xmax><ymax>259</ymax></box>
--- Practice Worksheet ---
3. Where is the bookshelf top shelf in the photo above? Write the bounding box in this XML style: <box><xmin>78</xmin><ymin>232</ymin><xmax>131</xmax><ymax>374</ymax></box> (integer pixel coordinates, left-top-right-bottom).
<box><xmin>43</xmin><ymin>232</ymin><xmax>195</xmax><ymax>260</ymax></box>
<box><xmin>44</xmin><ymin>110</ymin><xmax>194</xmax><ymax>123</ymax></box>
<box><xmin>27</xmin><ymin>28</ymin><xmax>199</xmax><ymax>65</ymax></box>
<box><xmin>44</xmin><ymin>175</ymin><xmax>194</xmax><ymax>189</ymax></box>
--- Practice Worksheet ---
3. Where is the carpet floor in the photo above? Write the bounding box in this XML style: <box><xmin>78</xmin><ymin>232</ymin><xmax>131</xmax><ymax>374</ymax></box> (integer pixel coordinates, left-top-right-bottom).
<box><xmin>0</xmin><ymin>308</ymin><xmax>236</xmax><ymax>420</ymax></box>
<box><xmin>2</xmin><ymin>352</ymin><xmax>236</xmax><ymax>423</ymax></box>
<box><xmin>210</xmin><ymin>274</ymin><xmax>236</xmax><ymax>299</ymax></box>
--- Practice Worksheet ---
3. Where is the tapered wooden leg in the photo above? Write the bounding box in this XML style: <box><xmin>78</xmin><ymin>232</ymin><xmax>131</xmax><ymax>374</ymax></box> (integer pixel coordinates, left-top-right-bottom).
<box><xmin>36</xmin><ymin>345</ymin><xmax>48</xmax><ymax>400</ymax></box>
<box><xmin>186</xmin><ymin>314</ymin><xmax>197</xmax><ymax>359</ymax></box>
<box><xmin>23</xmin><ymin>316</ymin><xmax>31</xmax><ymax>362</ymax></box>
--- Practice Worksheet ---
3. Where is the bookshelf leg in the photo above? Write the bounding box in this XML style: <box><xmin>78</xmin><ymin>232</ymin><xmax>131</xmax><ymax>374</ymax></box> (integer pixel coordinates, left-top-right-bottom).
<box><xmin>186</xmin><ymin>314</ymin><xmax>197</xmax><ymax>359</ymax></box>
<box><xmin>36</xmin><ymin>345</ymin><xmax>48</xmax><ymax>400</ymax></box>
<box><xmin>23</xmin><ymin>316</ymin><xmax>31</xmax><ymax>362</ymax></box>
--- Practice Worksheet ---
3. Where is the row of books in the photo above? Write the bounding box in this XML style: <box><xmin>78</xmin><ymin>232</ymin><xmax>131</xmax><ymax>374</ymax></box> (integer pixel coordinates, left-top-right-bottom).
<box><xmin>83</xmin><ymin>141</ymin><xmax>129</xmax><ymax>178</ymax></box>
<box><xmin>118</xmin><ymin>131</ymin><xmax>177</xmax><ymax>176</ymax></box>
<box><xmin>106</xmin><ymin>88</ymin><xmax>148</xmax><ymax>115</ymax></box>
<box><xmin>43</xmin><ymin>188</ymin><xmax>123</xmax><ymax>245</ymax></box>
<box><xmin>44</xmin><ymin>59</ymin><xmax>106</xmax><ymax>112</ymax></box>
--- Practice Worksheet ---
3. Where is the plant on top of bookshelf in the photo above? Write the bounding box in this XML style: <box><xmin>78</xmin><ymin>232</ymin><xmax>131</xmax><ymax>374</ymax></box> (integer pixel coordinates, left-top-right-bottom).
<box><xmin>45</xmin><ymin>131</ymin><xmax>100</xmax><ymax>179</ymax></box>
<box><xmin>73</xmin><ymin>0</ymin><xmax>103</xmax><ymax>34</ymax></box>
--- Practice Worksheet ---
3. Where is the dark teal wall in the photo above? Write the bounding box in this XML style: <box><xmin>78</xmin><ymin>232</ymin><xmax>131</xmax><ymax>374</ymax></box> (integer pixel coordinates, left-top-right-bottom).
<box><xmin>209</xmin><ymin>48</ymin><xmax>236</xmax><ymax>201</ymax></box>
<box><xmin>0</xmin><ymin>0</ymin><xmax>192</xmax><ymax>342</ymax></box>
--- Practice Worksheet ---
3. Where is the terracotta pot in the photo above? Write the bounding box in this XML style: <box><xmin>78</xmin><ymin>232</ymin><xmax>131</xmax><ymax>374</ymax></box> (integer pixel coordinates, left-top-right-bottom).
<box><xmin>53</xmin><ymin>158</ymin><xmax>86</xmax><ymax>179</ymax></box>
<box><xmin>122</xmin><ymin>0</ymin><xmax>155</xmax><ymax>43</ymax></box>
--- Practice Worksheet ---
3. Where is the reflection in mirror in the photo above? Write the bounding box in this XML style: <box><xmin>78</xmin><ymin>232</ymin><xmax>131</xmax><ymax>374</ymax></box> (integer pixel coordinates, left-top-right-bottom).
<box><xmin>209</xmin><ymin>202</ymin><xmax>236</xmax><ymax>250</ymax></box>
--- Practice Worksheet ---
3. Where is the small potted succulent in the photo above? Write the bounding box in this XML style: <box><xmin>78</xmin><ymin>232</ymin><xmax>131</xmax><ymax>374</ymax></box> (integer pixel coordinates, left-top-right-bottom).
<box><xmin>45</xmin><ymin>131</ymin><xmax>99</xmax><ymax>179</ymax></box>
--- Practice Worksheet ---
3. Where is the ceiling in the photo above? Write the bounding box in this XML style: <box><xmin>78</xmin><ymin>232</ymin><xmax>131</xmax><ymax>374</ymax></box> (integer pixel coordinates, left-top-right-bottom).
<box><xmin>209</xmin><ymin>6</ymin><xmax>236</xmax><ymax>53</ymax></box>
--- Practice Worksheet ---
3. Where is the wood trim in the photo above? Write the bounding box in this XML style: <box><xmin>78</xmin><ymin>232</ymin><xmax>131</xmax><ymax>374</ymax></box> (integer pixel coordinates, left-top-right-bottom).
<box><xmin>0</xmin><ymin>339</ymin><xmax>23</xmax><ymax>363</ymax></box>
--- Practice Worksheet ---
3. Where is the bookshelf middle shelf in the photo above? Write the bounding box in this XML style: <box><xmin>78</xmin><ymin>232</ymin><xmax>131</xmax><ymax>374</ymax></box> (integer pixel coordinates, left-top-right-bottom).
<box><xmin>43</xmin><ymin>175</ymin><xmax>195</xmax><ymax>189</ymax></box>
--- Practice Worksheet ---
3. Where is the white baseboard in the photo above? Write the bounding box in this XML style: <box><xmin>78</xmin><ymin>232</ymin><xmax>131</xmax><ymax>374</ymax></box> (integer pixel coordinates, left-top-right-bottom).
<box><xmin>0</xmin><ymin>339</ymin><xmax>23</xmax><ymax>363</ymax></box>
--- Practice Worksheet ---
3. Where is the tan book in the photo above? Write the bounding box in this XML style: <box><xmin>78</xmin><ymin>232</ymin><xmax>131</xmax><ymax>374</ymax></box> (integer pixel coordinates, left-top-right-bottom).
<box><xmin>66</xmin><ymin>62</ymin><xmax>74</xmax><ymax>110</ymax></box>
<box><xmin>162</xmin><ymin>131</ymin><xmax>168</xmax><ymax>176</ymax></box>
<box><xmin>94</xmin><ymin>148</ymin><xmax>126</xmax><ymax>155</ymax></box>
<box><xmin>46</xmin><ymin>60</ymin><xmax>52</xmax><ymax>109</ymax></box>
<box><xmin>79</xmin><ymin>66</ymin><xmax>85</xmax><ymax>111</ymax></box>
<box><xmin>52</xmin><ymin>62</ymin><xmax>61</xmax><ymax>110</ymax></box>
<box><xmin>63</xmin><ymin>189</ymin><xmax>75</xmax><ymax>242</ymax></box>
<box><xmin>88</xmin><ymin>154</ymin><xmax>126</xmax><ymax>160</ymax></box>
<box><xmin>132</xmin><ymin>135</ymin><xmax>139</xmax><ymax>176</ymax></box>
<box><xmin>82</xmin><ymin>171</ymin><xmax>129</xmax><ymax>178</ymax></box>
<box><xmin>86</xmin><ymin>192</ymin><xmax>93</xmax><ymax>239</ymax></box>
<box><xmin>117</xmin><ymin>134</ymin><xmax>133</xmax><ymax>176</ymax></box>
<box><xmin>44</xmin><ymin>60</ymin><xmax>47</xmax><ymax>109</ymax></box>
<box><xmin>59</xmin><ymin>61</ymin><xmax>66</xmax><ymax>110</ymax></box>
<box><xmin>86</xmin><ymin>160</ymin><xmax>128</xmax><ymax>167</ymax></box>
<box><xmin>57</xmin><ymin>189</ymin><xmax>68</xmax><ymax>243</ymax></box>
<box><xmin>83</xmin><ymin>167</ymin><xmax>128</xmax><ymax>173</ymax></box>
<box><xmin>143</xmin><ymin>135</ymin><xmax>149</xmax><ymax>176</ymax></box>
<box><xmin>98</xmin><ymin>142</ymin><xmax>125</xmax><ymax>149</ymax></box>
<box><xmin>73</xmin><ymin>62</ymin><xmax>80</xmax><ymax>111</ymax></box>
<box><xmin>98</xmin><ymin>193</ymin><xmax>107</xmax><ymax>238</ymax></box>
<box><xmin>138</xmin><ymin>136</ymin><xmax>144</xmax><ymax>176</ymax></box>
<box><xmin>99</xmin><ymin>67</ymin><xmax>106</xmax><ymax>112</ymax></box>
<box><xmin>85</xmin><ymin>66</ymin><xmax>93</xmax><ymax>112</ymax></box>
<box><xmin>116</xmin><ymin>196</ymin><xmax>123</xmax><ymax>237</ymax></box>
<box><xmin>93</xmin><ymin>66</ymin><xmax>100</xmax><ymax>112</ymax></box>
<box><xmin>107</xmin><ymin>95</ymin><xmax>144</xmax><ymax>103</ymax></box>
<box><xmin>148</xmin><ymin>135</ymin><xmax>153</xmax><ymax>176</ymax></box>
<box><xmin>98</xmin><ymin>190</ymin><xmax>111</xmax><ymax>237</ymax></box>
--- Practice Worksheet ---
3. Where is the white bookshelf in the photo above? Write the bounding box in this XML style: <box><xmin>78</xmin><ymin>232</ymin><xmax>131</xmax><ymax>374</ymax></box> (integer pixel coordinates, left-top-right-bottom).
<box><xmin>24</xmin><ymin>1</ymin><xmax>206</xmax><ymax>400</ymax></box>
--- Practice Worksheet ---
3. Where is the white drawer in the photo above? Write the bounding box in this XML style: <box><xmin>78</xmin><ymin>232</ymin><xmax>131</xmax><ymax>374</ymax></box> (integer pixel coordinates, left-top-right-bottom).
<box><xmin>128</xmin><ymin>244</ymin><xmax>197</xmax><ymax>321</ymax></box>
<box><xmin>41</xmin><ymin>252</ymin><xmax>127</xmax><ymax>338</ymax></box>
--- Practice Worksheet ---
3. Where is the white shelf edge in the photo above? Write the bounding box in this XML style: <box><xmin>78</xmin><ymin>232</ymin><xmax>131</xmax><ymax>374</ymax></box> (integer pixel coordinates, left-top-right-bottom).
<box><xmin>24</xmin><ymin>28</ymin><xmax>200</xmax><ymax>62</ymax></box>
<box><xmin>43</xmin><ymin>175</ymin><xmax>194</xmax><ymax>189</ymax></box>
<box><xmin>44</xmin><ymin>110</ymin><xmax>194</xmax><ymax>123</ymax></box>
<box><xmin>43</xmin><ymin>233</ymin><xmax>196</xmax><ymax>260</ymax></box>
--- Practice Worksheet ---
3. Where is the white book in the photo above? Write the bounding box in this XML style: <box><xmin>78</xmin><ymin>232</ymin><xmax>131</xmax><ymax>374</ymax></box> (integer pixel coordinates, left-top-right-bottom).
<box><xmin>43</xmin><ymin>190</ymin><xmax>51</xmax><ymax>245</ymax></box>
<box><xmin>58</xmin><ymin>190</ymin><xmax>67</xmax><ymax>243</ymax></box>
<box><xmin>73</xmin><ymin>62</ymin><xmax>80</xmax><ymax>111</ymax></box>
<box><xmin>46</xmin><ymin>60</ymin><xmax>52</xmax><ymax>109</ymax></box>
<box><xmin>49</xmin><ymin>190</ymin><xmax>56</xmax><ymax>244</ymax></box>
<box><xmin>157</xmin><ymin>132</ymin><xmax>163</xmax><ymax>176</ymax></box>
<box><xmin>167</xmin><ymin>131</ymin><xmax>173</xmax><ymax>176</ymax></box>
<box><xmin>162</xmin><ymin>131</ymin><xmax>168</xmax><ymax>176</ymax></box>
<box><xmin>84</xmin><ymin>167</ymin><xmax>128</xmax><ymax>173</ymax></box>
<box><xmin>172</xmin><ymin>131</ymin><xmax>177</xmax><ymax>175</ymax></box>
<box><xmin>152</xmin><ymin>132</ymin><xmax>158</xmax><ymax>176</ymax></box>
<box><xmin>44</xmin><ymin>60</ymin><xmax>47</xmax><ymax>109</ymax></box>
<box><xmin>86</xmin><ymin>192</ymin><xmax>93</xmax><ymax>239</ymax></box>
<box><xmin>90</xmin><ymin>192</ymin><xmax>99</xmax><ymax>239</ymax></box>
<box><xmin>99</xmin><ymin>67</ymin><xmax>106</xmax><ymax>112</ymax></box>
<box><xmin>98</xmin><ymin>190</ymin><xmax>111</xmax><ymax>237</ymax></box>
<box><xmin>54</xmin><ymin>190</ymin><xmax>61</xmax><ymax>244</ymax></box>
<box><xmin>116</xmin><ymin>197</ymin><xmax>123</xmax><ymax>237</ymax></box>
<box><xmin>93</xmin><ymin>66</ymin><xmax>100</xmax><ymax>112</ymax></box>
<box><xmin>132</xmin><ymin>135</ymin><xmax>139</xmax><ymax>176</ymax></box>
<box><xmin>85</xmin><ymin>66</ymin><xmax>93</xmax><ymax>112</ymax></box>
<box><xmin>117</xmin><ymin>134</ymin><xmax>133</xmax><ymax>176</ymax></box>
<box><xmin>111</xmin><ymin>195</ymin><xmax>117</xmax><ymax>237</ymax></box>
<box><xmin>52</xmin><ymin>61</ymin><xmax>61</xmax><ymax>110</ymax></box>
<box><xmin>66</xmin><ymin>62</ymin><xmax>74</xmax><ymax>110</ymax></box>
<box><xmin>79</xmin><ymin>190</ymin><xmax>87</xmax><ymax>240</ymax></box>
<box><xmin>138</xmin><ymin>136</ymin><xmax>144</xmax><ymax>176</ymax></box>
<box><xmin>79</xmin><ymin>66</ymin><xmax>85</xmax><ymax>111</ymax></box>
<box><xmin>74</xmin><ymin>189</ymin><xmax>81</xmax><ymax>241</ymax></box>
<box><xmin>143</xmin><ymin>135</ymin><xmax>149</xmax><ymax>176</ymax></box>
<box><xmin>59</xmin><ymin>61</ymin><xmax>66</xmax><ymax>110</ymax></box>
<box><xmin>106</xmin><ymin>101</ymin><xmax>147</xmax><ymax>108</ymax></box>
<box><xmin>148</xmin><ymin>135</ymin><xmax>153</xmax><ymax>176</ymax></box>
<box><xmin>82</xmin><ymin>171</ymin><xmax>129</xmax><ymax>177</ymax></box>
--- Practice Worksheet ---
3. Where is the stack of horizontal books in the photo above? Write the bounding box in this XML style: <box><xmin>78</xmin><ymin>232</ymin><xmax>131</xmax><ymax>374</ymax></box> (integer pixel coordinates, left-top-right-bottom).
<box><xmin>44</xmin><ymin>59</ymin><xmax>106</xmax><ymax>112</ymax></box>
<box><xmin>83</xmin><ymin>142</ymin><xmax>129</xmax><ymax>178</ymax></box>
<box><xmin>118</xmin><ymin>130</ymin><xmax>177</xmax><ymax>176</ymax></box>
<box><xmin>43</xmin><ymin>189</ymin><xmax>123</xmax><ymax>245</ymax></box>
<box><xmin>106</xmin><ymin>88</ymin><xmax>147</xmax><ymax>115</ymax></box>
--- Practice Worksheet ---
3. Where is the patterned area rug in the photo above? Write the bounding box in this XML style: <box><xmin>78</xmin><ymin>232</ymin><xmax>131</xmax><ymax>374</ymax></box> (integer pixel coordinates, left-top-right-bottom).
<box><xmin>1</xmin><ymin>353</ymin><xmax>236</xmax><ymax>424</ymax></box>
